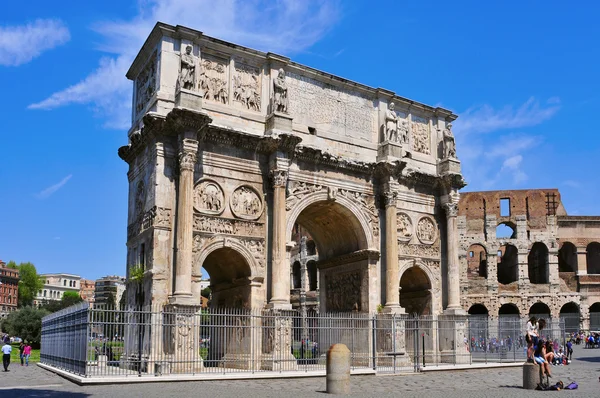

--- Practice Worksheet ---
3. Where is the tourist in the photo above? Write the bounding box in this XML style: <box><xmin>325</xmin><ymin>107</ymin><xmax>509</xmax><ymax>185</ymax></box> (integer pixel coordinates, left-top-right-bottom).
<box><xmin>526</xmin><ymin>316</ymin><xmax>538</xmax><ymax>362</ymax></box>
<box><xmin>566</xmin><ymin>339</ymin><xmax>573</xmax><ymax>360</ymax></box>
<box><xmin>19</xmin><ymin>341</ymin><xmax>25</xmax><ymax>366</ymax></box>
<box><xmin>1</xmin><ymin>340</ymin><xmax>11</xmax><ymax>371</ymax></box>
<box><xmin>23</xmin><ymin>342</ymin><xmax>32</xmax><ymax>366</ymax></box>
<box><xmin>534</xmin><ymin>339</ymin><xmax>552</xmax><ymax>378</ymax></box>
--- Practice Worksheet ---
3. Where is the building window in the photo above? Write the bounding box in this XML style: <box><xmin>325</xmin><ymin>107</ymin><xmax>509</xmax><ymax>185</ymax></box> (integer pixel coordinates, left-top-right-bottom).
<box><xmin>500</xmin><ymin>198</ymin><xmax>510</xmax><ymax>217</ymax></box>
<box><xmin>43</xmin><ymin>290</ymin><xmax>47</xmax><ymax>297</ymax></box>
<box><xmin>64</xmin><ymin>280</ymin><xmax>67</xmax><ymax>286</ymax></box>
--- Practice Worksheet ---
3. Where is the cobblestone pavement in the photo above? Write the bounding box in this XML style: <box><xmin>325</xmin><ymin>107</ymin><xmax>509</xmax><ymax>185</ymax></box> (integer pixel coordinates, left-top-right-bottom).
<box><xmin>1</xmin><ymin>345</ymin><xmax>599</xmax><ymax>397</ymax></box>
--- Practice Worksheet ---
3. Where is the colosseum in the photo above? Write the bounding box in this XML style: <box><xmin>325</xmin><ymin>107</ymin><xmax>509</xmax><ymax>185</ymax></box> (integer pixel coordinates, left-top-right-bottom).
<box><xmin>457</xmin><ymin>189</ymin><xmax>600</xmax><ymax>334</ymax></box>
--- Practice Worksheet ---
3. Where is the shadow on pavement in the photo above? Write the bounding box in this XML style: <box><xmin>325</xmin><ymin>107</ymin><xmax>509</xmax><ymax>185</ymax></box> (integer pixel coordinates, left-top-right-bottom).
<box><xmin>0</xmin><ymin>389</ymin><xmax>89</xmax><ymax>398</ymax></box>
<box><xmin>572</xmin><ymin>356</ymin><xmax>600</xmax><ymax>363</ymax></box>
<box><xmin>498</xmin><ymin>385</ymin><xmax>523</xmax><ymax>389</ymax></box>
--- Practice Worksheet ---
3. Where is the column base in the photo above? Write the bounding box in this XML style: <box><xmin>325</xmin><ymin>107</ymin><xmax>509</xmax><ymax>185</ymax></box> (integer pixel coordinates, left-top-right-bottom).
<box><xmin>382</xmin><ymin>305</ymin><xmax>406</xmax><ymax>314</ymax></box>
<box><xmin>443</xmin><ymin>307</ymin><xmax>467</xmax><ymax>316</ymax></box>
<box><xmin>266</xmin><ymin>301</ymin><xmax>293</xmax><ymax>310</ymax></box>
<box><xmin>168</xmin><ymin>294</ymin><xmax>198</xmax><ymax>306</ymax></box>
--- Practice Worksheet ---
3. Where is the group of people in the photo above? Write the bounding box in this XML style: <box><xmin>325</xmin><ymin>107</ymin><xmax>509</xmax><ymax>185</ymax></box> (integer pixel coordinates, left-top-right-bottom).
<box><xmin>1</xmin><ymin>337</ymin><xmax>32</xmax><ymax>372</ymax></box>
<box><xmin>526</xmin><ymin>316</ymin><xmax>574</xmax><ymax>378</ymax></box>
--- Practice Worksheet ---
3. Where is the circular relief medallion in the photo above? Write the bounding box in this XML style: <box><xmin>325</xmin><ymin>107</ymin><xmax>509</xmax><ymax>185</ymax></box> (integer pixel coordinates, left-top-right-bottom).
<box><xmin>193</xmin><ymin>180</ymin><xmax>225</xmax><ymax>215</ymax></box>
<box><xmin>230</xmin><ymin>185</ymin><xmax>263</xmax><ymax>220</ymax></box>
<box><xmin>416</xmin><ymin>216</ymin><xmax>437</xmax><ymax>244</ymax></box>
<box><xmin>397</xmin><ymin>212</ymin><xmax>413</xmax><ymax>241</ymax></box>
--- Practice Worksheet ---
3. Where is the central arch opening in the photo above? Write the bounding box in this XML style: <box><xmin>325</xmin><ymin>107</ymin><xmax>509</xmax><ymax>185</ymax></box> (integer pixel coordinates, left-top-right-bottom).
<box><xmin>290</xmin><ymin>200</ymin><xmax>369</xmax><ymax>313</ymax></box>
<box><xmin>202</xmin><ymin>247</ymin><xmax>252</xmax><ymax>308</ymax></box>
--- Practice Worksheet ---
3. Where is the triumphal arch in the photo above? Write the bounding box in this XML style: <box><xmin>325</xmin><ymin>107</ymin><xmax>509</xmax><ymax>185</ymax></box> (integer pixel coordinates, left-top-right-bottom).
<box><xmin>119</xmin><ymin>23</ymin><xmax>465</xmax><ymax>322</ymax></box>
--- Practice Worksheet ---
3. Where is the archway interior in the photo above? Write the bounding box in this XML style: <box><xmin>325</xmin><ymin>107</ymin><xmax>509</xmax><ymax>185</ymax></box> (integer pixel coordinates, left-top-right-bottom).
<box><xmin>292</xmin><ymin>261</ymin><xmax>301</xmax><ymax>289</ymax></box>
<box><xmin>558</xmin><ymin>242</ymin><xmax>578</xmax><ymax>273</ymax></box>
<box><xmin>400</xmin><ymin>267</ymin><xmax>432</xmax><ymax>316</ymax></box>
<box><xmin>586</xmin><ymin>242</ymin><xmax>600</xmax><ymax>274</ymax></box>
<box><xmin>498</xmin><ymin>304</ymin><xmax>520</xmax><ymax>340</ymax></box>
<box><xmin>498</xmin><ymin>244</ymin><xmax>518</xmax><ymax>284</ymax></box>
<box><xmin>560</xmin><ymin>302</ymin><xmax>580</xmax><ymax>334</ymax></box>
<box><xmin>529</xmin><ymin>302</ymin><xmax>551</xmax><ymax>322</ymax></box>
<box><xmin>591</xmin><ymin>302</ymin><xmax>600</xmax><ymax>331</ymax></box>
<box><xmin>528</xmin><ymin>243</ymin><xmax>549</xmax><ymax>284</ymax></box>
<box><xmin>468</xmin><ymin>304</ymin><xmax>489</xmax><ymax>315</ymax></box>
<box><xmin>295</xmin><ymin>201</ymin><xmax>367</xmax><ymax>261</ymax></box>
<box><xmin>467</xmin><ymin>244</ymin><xmax>487</xmax><ymax>279</ymax></box>
<box><xmin>202</xmin><ymin>247</ymin><xmax>252</xmax><ymax>308</ymax></box>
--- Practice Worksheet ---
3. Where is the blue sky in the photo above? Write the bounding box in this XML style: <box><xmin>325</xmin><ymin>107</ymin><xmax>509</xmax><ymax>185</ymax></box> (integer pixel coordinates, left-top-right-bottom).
<box><xmin>1</xmin><ymin>0</ymin><xmax>599</xmax><ymax>280</ymax></box>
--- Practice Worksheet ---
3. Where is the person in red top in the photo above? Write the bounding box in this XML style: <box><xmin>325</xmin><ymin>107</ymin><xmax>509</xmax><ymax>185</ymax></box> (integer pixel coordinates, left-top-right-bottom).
<box><xmin>23</xmin><ymin>342</ymin><xmax>32</xmax><ymax>366</ymax></box>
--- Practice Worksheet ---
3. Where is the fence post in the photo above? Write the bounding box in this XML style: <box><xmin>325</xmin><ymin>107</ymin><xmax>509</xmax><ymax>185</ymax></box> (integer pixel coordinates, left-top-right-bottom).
<box><xmin>371</xmin><ymin>315</ymin><xmax>376</xmax><ymax>371</ymax></box>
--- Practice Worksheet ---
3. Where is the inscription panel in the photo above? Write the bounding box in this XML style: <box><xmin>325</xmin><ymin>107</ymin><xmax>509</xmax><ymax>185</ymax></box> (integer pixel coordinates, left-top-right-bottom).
<box><xmin>287</xmin><ymin>72</ymin><xmax>375</xmax><ymax>140</ymax></box>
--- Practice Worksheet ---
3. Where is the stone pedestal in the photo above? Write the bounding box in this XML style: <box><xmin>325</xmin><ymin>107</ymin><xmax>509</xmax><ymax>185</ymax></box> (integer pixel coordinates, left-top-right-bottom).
<box><xmin>437</xmin><ymin>158</ymin><xmax>461</xmax><ymax>175</ymax></box>
<box><xmin>164</xmin><ymin>305</ymin><xmax>203</xmax><ymax>374</ymax></box>
<box><xmin>326</xmin><ymin>344</ymin><xmax>351</xmax><ymax>395</ymax></box>
<box><xmin>523</xmin><ymin>362</ymin><xmax>541</xmax><ymax>389</ymax></box>
<box><xmin>377</xmin><ymin>141</ymin><xmax>406</xmax><ymax>162</ymax></box>
<box><xmin>266</xmin><ymin>112</ymin><xmax>293</xmax><ymax>134</ymax></box>
<box><xmin>175</xmin><ymin>89</ymin><xmax>203</xmax><ymax>110</ymax></box>
<box><xmin>261</xmin><ymin>315</ymin><xmax>298</xmax><ymax>371</ymax></box>
<box><xmin>439</xmin><ymin>315</ymin><xmax>470</xmax><ymax>364</ymax></box>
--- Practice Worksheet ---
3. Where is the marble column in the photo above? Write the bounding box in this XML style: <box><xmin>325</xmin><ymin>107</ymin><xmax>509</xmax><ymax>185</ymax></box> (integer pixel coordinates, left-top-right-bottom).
<box><xmin>269</xmin><ymin>169</ymin><xmax>291</xmax><ymax>309</ymax></box>
<box><xmin>384</xmin><ymin>191</ymin><xmax>401</xmax><ymax>312</ymax></box>
<box><xmin>171</xmin><ymin>134</ymin><xmax>198</xmax><ymax>305</ymax></box>
<box><xmin>444</xmin><ymin>202</ymin><xmax>462</xmax><ymax>312</ymax></box>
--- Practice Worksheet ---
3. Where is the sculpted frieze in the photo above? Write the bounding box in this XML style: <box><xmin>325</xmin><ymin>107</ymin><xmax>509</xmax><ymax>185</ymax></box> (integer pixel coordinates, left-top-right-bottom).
<box><xmin>135</xmin><ymin>180</ymin><xmax>146</xmax><ymax>218</ymax></box>
<box><xmin>286</xmin><ymin>181</ymin><xmax>325</xmax><ymax>211</ymax></box>
<box><xmin>411</xmin><ymin>116</ymin><xmax>430</xmax><ymax>155</ymax></box>
<box><xmin>339</xmin><ymin>189</ymin><xmax>379</xmax><ymax>237</ymax></box>
<box><xmin>199</xmin><ymin>55</ymin><xmax>228</xmax><ymax>104</ymax></box>
<box><xmin>194</xmin><ymin>180</ymin><xmax>225</xmax><ymax>215</ymax></box>
<box><xmin>397</xmin><ymin>212</ymin><xmax>413</xmax><ymax>241</ymax></box>
<box><xmin>231</xmin><ymin>185</ymin><xmax>263</xmax><ymax>220</ymax></box>
<box><xmin>286</xmin><ymin>71</ymin><xmax>374</xmax><ymax>140</ymax></box>
<box><xmin>135</xmin><ymin>51</ymin><xmax>156</xmax><ymax>116</ymax></box>
<box><xmin>193</xmin><ymin>215</ymin><xmax>263</xmax><ymax>237</ymax></box>
<box><xmin>416</xmin><ymin>217</ymin><xmax>437</xmax><ymax>244</ymax></box>
<box><xmin>325</xmin><ymin>271</ymin><xmax>362</xmax><ymax>312</ymax></box>
<box><xmin>398</xmin><ymin>242</ymin><xmax>441</xmax><ymax>258</ymax></box>
<box><xmin>127</xmin><ymin>206</ymin><xmax>172</xmax><ymax>240</ymax></box>
<box><xmin>233</xmin><ymin>63</ymin><xmax>261</xmax><ymax>111</ymax></box>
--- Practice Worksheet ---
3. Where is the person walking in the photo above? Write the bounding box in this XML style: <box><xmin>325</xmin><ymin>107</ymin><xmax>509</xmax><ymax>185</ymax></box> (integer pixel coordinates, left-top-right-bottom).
<box><xmin>19</xmin><ymin>342</ymin><xmax>25</xmax><ymax>366</ymax></box>
<box><xmin>1</xmin><ymin>340</ymin><xmax>12</xmax><ymax>371</ymax></box>
<box><xmin>23</xmin><ymin>342</ymin><xmax>32</xmax><ymax>366</ymax></box>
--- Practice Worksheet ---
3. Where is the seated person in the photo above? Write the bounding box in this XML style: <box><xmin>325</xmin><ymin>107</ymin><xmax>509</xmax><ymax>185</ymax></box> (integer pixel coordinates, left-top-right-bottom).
<box><xmin>534</xmin><ymin>339</ymin><xmax>552</xmax><ymax>378</ymax></box>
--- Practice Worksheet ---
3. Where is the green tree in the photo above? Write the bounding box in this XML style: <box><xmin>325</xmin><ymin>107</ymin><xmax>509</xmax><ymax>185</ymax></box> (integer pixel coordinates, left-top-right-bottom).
<box><xmin>201</xmin><ymin>286</ymin><xmax>211</xmax><ymax>299</ymax></box>
<box><xmin>61</xmin><ymin>291</ymin><xmax>83</xmax><ymax>307</ymax></box>
<box><xmin>16</xmin><ymin>262</ymin><xmax>44</xmax><ymax>308</ymax></box>
<box><xmin>5</xmin><ymin>260</ymin><xmax>18</xmax><ymax>269</ymax></box>
<box><xmin>1</xmin><ymin>307</ymin><xmax>49</xmax><ymax>348</ymax></box>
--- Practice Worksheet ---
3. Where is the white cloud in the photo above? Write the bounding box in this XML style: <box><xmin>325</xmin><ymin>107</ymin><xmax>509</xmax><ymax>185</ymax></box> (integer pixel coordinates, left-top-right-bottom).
<box><xmin>484</xmin><ymin>134</ymin><xmax>540</xmax><ymax>158</ymax></box>
<box><xmin>37</xmin><ymin>174</ymin><xmax>73</xmax><ymax>199</ymax></box>
<box><xmin>0</xmin><ymin>19</ymin><xmax>70</xmax><ymax>66</ymax></box>
<box><xmin>454</xmin><ymin>97</ymin><xmax>560</xmax><ymax>136</ymax></box>
<box><xmin>28</xmin><ymin>0</ymin><xmax>340</xmax><ymax>129</ymax></box>
<box><xmin>501</xmin><ymin>155</ymin><xmax>523</xmax><ymax>171</ymax></box>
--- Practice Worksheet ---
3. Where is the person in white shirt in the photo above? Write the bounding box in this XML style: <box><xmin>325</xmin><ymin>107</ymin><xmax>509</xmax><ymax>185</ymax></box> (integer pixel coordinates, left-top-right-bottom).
<box><xmin>1</xmin><ymin>342</ymin><xmax>12</xmax><ymax>371</ymax></box>
<box><xmin>526</xmin><ymin>316</ymin><xmax>538</xmax><ymax>362</ymax></box>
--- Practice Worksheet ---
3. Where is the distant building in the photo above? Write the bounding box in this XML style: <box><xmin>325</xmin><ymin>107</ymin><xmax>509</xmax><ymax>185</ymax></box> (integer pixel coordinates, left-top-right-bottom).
<box><xmin>79</xmin><ymin>279</ymin><xmax>96</xmax><ymax>304</ymax></box>
<box><xmin>34</xmin><ymin>273</ymin><xmax>81</xmax><ymax>307</ymax></box>
<box><xmin>199</xmin><ymin>279</ymin><xmax>210</xmax><ymax>291</ymax></box>
<box><xmin>94</xmin><ymin>276</ymin><xmax>126</xmax><ymax>306</ymax></box>
<box><xmin>0</xmin><ymin>260</ymin><xmax>19</xmax><ymax>318</ymax></box>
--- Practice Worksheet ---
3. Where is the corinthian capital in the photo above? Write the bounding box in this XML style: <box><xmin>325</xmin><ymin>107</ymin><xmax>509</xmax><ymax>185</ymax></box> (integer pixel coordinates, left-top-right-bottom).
<box><xmin>270</xmin><ymin>169</ymin><xmax>288</xmax><ymax>188</ymax></box>
<box><xmin>443</xmin><ymin>202</ymin><xmax>458</xmax><ymax>217</ymax></box>
<box><xmin>178</xmin><ymin>150</ymin><xmax>197</xmax><ymax>172</ymax></box>
<box><xmin>383</xmin><ymin>190</ymin><xmax>397</xmax><ymax>208</ymax></box>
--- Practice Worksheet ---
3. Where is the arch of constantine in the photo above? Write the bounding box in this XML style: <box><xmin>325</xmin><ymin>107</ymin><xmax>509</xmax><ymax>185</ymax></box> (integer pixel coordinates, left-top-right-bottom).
<box><xmin>119</xmin><ymin>22</ymin><xmax>466</xmax><ymax>317</ymax></box>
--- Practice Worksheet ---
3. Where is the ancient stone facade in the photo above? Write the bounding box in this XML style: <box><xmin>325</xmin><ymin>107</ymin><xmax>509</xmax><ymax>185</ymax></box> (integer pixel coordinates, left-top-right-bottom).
<box><xmin>458</xmin><ymin>189</ymin><xmax>600</xmax><ymax>331</ymax></box>
<box><xmin>120</xmin><ymin>22</ymin><xmax>466</xmax><ymax>319</ymax></box>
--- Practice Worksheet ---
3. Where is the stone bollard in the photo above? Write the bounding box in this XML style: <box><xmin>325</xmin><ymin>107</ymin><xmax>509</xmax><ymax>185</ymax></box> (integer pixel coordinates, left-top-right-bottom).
<box><xmin>326</xmin><ymin>344</ymin><xmax>351</xmax><ymax>394</ymax></box>
<box><xmin>523</xmin><ymin>361</ymin><xmax>540</xmax><ymax>389</ymax></box>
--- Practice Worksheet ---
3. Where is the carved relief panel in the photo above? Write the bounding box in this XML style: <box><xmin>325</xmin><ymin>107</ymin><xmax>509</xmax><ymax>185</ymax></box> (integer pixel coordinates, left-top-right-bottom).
<box><xmin>199</xmin><ymin>54</ymin><xmax>229</xmax><ymax>104</ymax></box>
<box><xmin>411</xmin><ymin>115</ymin><xmax>430</xmax><ymax>155</ymax></box>
<box><xmin>194</xmin><ymin>179</ymin><xmax>225</xmax><ymax>215</ymax></box>
<box><xmin>325</xmin><ymin>270</ymin><xmax>362</xmax><ymax>312</ymax></box>
<box><xmin>416</xmin><ymin>216</ymin><xmax>437</xmax><ymax>244</ymax></box>
<box><xmin>135</xmin><ymin>51</ymin><xmax>157</xmax><ymax>116</ymax></box>
<box><xmin>397</xmin><ymin>212</ymin><xmax>413</xmax><ymax>242</ymax></box>
<box><xmin>230</xmin><ymin>185</ymin><xmax>263</xmax><ymax>220</ymax></box>
<box><xmin>232</xmin><ymin>61</ymin><xmax>261</xmax><ymax>112</ymax></box>
<box><xmin>135</xmin><ymin>180</ymin><xmax>146</xmax><ymax>219</ymax></box>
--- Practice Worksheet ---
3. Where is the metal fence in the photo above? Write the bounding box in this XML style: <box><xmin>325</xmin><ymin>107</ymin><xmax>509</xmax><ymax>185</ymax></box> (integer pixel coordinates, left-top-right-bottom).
<box><xmin>40</xmin><ymin>305</ymin><xmax>565</xmax><ymax>379</ymax></box>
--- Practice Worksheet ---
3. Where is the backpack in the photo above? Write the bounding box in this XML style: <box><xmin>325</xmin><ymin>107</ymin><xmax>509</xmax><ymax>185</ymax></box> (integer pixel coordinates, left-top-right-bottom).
<box><xmin>564</xmin><ymin>382</ymin><xmax>578</xmax><ymax>390</ymax></box>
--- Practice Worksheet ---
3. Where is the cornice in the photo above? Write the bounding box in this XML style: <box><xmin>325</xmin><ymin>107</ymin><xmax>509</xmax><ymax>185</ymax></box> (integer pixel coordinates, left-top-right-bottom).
<box><xmin>316</xmin><ymin>249</ymin><xmax>380</xmax><ymax>270</ymax></box>
<box><xmin>118</xmin><ymin>113</ymin><xmax>166</xmax><ymax>164</ymax></box>
<box><xmin>294</xmin><ymin>146</ymin><xmax>375</xmax><ymax>174</ymax></box>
